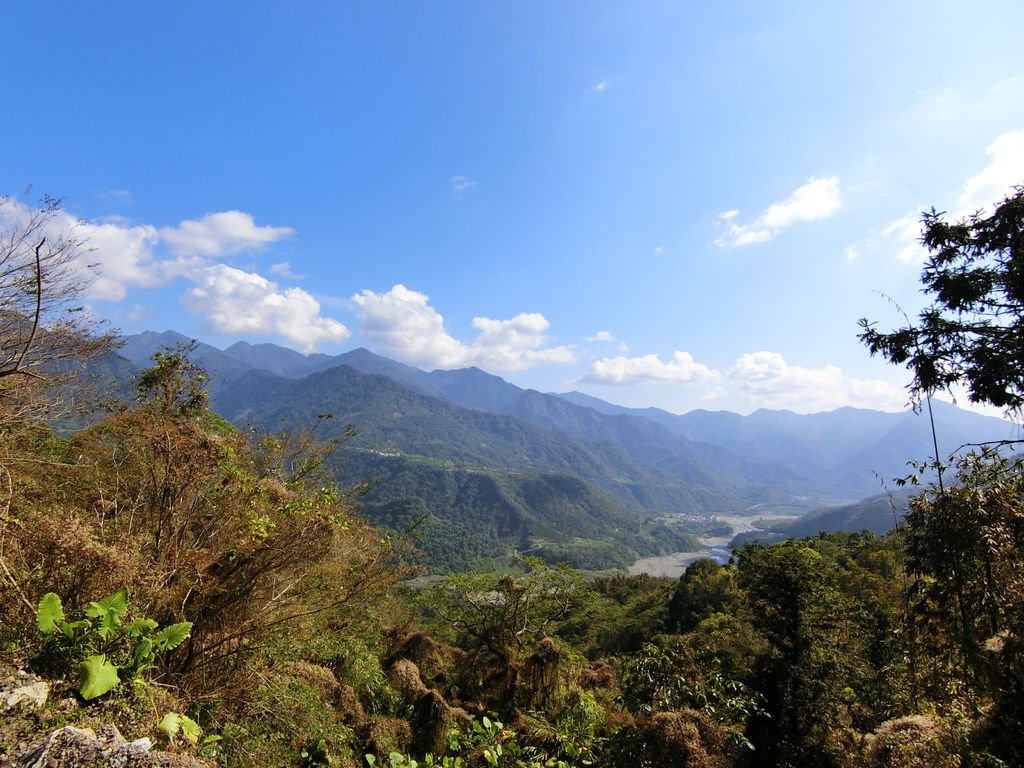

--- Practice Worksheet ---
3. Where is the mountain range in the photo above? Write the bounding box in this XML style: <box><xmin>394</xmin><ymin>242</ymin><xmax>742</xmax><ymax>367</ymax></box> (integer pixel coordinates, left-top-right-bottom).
<box><xmin>105</xmin><ymin>331</ymin><xmax>1019</xmax><ymax>571</ymax></box>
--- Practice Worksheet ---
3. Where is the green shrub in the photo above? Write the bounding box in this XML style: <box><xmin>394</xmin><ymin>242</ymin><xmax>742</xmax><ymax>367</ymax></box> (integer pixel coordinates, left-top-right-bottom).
<box><xmin>34</xmin><ymin>588</ymin><xmax>191</xmax><ymax>699</ymax></box>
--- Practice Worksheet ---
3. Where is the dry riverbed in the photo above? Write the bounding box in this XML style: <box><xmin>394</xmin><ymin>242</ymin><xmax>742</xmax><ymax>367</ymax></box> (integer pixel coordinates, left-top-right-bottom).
<box><xmin>628</xmin><ymin>509</ymin><xmax>801</xmax><ymax>578</ymax></box>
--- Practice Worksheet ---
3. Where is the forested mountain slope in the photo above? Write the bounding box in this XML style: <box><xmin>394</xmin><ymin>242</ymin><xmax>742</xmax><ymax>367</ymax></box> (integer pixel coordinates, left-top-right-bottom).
<box><xmin>212</xmin><ymin>365</ymin><xmax>751</xmax><ymax>518</ymax></box>
<box><xmin>112</xmin><ymin>333</ymin><xmax>1018</xmax><ymax>572</ymax></box>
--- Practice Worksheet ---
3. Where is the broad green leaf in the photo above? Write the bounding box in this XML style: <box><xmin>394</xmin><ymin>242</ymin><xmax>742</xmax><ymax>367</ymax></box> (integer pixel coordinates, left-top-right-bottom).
<box><xmin>153</xmin><ymin>621</ymin><xmax>192</xmax><ymax>651</ymax></box>
<box><xmin>78</xmin><ymin>654</ymin><xmax>120</xmax><ymax>699</ymax></box>
<box><xmin>158</xmin><ymin>712</ymin><xmax>201</xmax><ymax>744</ymax></box>
<box><xmin>36</xmin><ymin>592</ymin><xmax>64</xmax><ymax>634</ymax></box>
<box><xmin>96</xmin><ymin>608</ymin><xmax>123</xmax><ymax>640</ymax></box>
<box><xmin>179</xmin><ymin>715</ymin><xmax>202</xmax><ymax>745</ymax></box>
<box><xmin>61</xmin><ymin>619</ymin><xmax>89</xmax><ymax>639</ymax></box>
<box><xmin>97</xmin><ymin>587</ymin><xmax>129</xmax><ymax>616</ymax></box>
<box><xmin>158</xmin><ymin>711</ymin><xmax>183</xmax><ymax>738</ymax></box>
<box><xmin>133</xmin><ymin>636</ymin><xmax>154</xmax><ymax>666</ymax></box>
<box><xmin>365</xmin><ymin>756</ymin><xmax>377</xmax><ymax>767</ymax></box>
<box><xmin>124</xmin><ymin>618</ymin><xmax>159</xmax><ymax>636</ymax></box>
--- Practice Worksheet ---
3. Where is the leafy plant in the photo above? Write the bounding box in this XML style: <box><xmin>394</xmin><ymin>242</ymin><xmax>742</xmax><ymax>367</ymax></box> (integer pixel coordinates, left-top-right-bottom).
<box><xmin>366</xmin><ymin>714</ymin><xmax>578</xmax><ymax>768</ymax></box>
<box><xmin>300</xmin><ymin>737</ymin><xmax>333</xmax><ymax>766</ymax></box>
<box><xmin>35</xmin><ymin>588</ymin><xmax>192</xmax><ymax>699</ymax></box>
<box><xmin>158</xmin><ymin>711</ymin><xmax>203</xmax><ymax>745</ymax></box>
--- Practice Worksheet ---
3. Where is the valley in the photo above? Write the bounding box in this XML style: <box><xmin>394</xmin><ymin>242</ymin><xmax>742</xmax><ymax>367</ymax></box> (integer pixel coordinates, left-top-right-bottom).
<box><xmin>628</xmin><ymin>506</ymin><xmax>803</xmax><ymax>577</ymax></box>
<box><xmin>104</xmin><ymin>332</ymin><xmax>1017</xmax><ymax>574</ymax></box>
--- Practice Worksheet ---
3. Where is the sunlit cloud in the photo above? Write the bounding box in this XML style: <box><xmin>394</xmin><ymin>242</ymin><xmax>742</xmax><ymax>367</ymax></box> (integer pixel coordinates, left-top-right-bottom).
<box><xmin>583</xmin><ymin>351</ymin><xmax>718</xmax><ymax>386</ymax></box>
<box><xmin>0</xmin><ymin>198</ymin><xmax>161</xmax><ymax>302</ymax></box>
<box><xmin>874</xmin><ymin>130</ymin><xmax>1024</xmax><ymax>266</ymax></box>
<box><xmin>716</xmin><ymin>176</ymin><xmax>841</xmax><ymax>248</ymax></box>
<box><xmin>579</xmin><ymin>341</ymin><xmax>907</xmax><ymax>413</ymax></box>
<box><xmin>184</xmin><ymin>265</ymin><xmax>349</xmax><ymax>353</ymax></box>
<box><xmin>160</xmin><ymin>211</ymin><xmax>294</xmax><ymax>257</ymax></box>
<box><xmin>957</xmin><ymin>129</ymin><xmax>1024</xmax><ymax>216</ymax></box>
<box><xmin>727</xmin><ymin>351</ymin><xmax>906</xmax><ymax>412</ymax></box>
<box><xmin>352</xmin><ymin>284</ymin><xmax>575</xmax><ymax>371</ymax></box>
<box><xmin>0</xmin><ymin>199</ymin><xmax>351</xmax><ymax>352</ymax></box>
<box><xmin>880</xmin><ymin>212</ymin><xmax>928</xmax><ymax>265</ymax></box>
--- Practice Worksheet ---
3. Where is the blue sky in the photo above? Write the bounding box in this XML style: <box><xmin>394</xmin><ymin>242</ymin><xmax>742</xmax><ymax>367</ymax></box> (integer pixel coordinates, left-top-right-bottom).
<box><xmin>4</xmin><ymin>2</ymin><xmax>1024</xmax><ymax>415</ymax></box>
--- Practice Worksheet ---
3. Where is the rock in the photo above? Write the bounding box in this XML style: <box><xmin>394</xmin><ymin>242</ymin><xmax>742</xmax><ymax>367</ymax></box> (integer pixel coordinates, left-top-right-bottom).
<box><xmin>17</xmin><ymin>726</ymin><xmax>105</xmax><ymax>768</ymax></box>
<box><xmin>0</xmin><ymin>681</ymin><xmax>49</xmax><ymax>712</ymax></box>
<box><xmin>16</xmin><ymin>725</ymin><xmax>210</xmax><ymax>768</ymax></box>
<box><xmin>0</xmin><ymin>669</ymin><xmax>49</xmax><ymax>712</ymax></box>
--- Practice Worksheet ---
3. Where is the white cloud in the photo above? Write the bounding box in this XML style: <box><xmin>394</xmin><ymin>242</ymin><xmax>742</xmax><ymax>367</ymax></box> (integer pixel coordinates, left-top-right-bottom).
<box><xmin>585</xmin><ymin>79</ymin><xmax>610</xmax><ymax>96</ymax></box>
<box><xmin>576</xmin><ymin>342</ymin><xmax>906</xmax><ymax>413</ymax></box>
<box><xmin>717</xmin><ymin>176</ymin><xmax>841</xmax><ymax>248</ymax></box>
<box><xmin>586</xmin><ymin>331</ymin><xmax>614</xmax><ymax>343</ymax></box>
<box><xmin>880</xmin><ymin>211</ymin><xmax>929</xmax><ymax>264</ymax></box>
<box><xmin>0</xmin><ymin>198</ymin><xmax>163</xmax><ymax>302</ymax></box>
<box><xmin>471</xmin><ymin>314</ymin><xmax>575</xmax><ymax>369</ymax></box>
<box><xmin>13</xmin><ymin>204</ymin><xmax>296</xmax><ymax>299</ymax></box>
<box><xmin>844</xmin><ymin>245</ymin><xmax>860</xmax><ymax>261</ymax></box>
<box><xmin>874</xmin><ymin>130</ymin><xmax>1024</xmax><ymax>266</ymax></box>
<box><xmin>160</xmin><ymin>211</ymin><xmax>294</xmax><ymax>257</ymax></box>
<box><xmin>451</xmin><ymin>175</ymin><xmax>477</xmax><ymax>193</ymax></box>
<box><xmin>351</xmin><ymin>284</ymin><xmax>575</xmax><ymax>371</ymax></box>
<box><xmin>184</xmin><ymin>265</ymin><xmax>349</xmax><ymax>353</ymax></box>
<box><xmin>74</xmin><ymin>218</ymin><xmax>163</xmax><ymax>300</ymax></box>
<box><xmin>653</xmin><ymin>246</ymin><xmax>666</xmax><ymax>255</ymax></box>
<box><xmin>269</xmin><ymin>261</ymin><xmax>305</xmax><ymax>280</ymax></box>
<box><xmin>728</xmin><ymin>351</ymin><xmax>906</xmax><ymax>411</ymax></box>
<box><xmin>1</xmin><ymin>199</ymin><xmax>354</xmax><ymax>351</ymax></box>
<box><xmin>583</xmin><ymin>351</ymin><xmax>718</xmax><ymax>386</ymax></box>
<box><xmin>957</xmin><ymin>129</ymin><xmax>1024</xmax><ymax>215</ymax></box>
<box><xmin>353</xmin><ymin>285</ymin><xmax>463</xmax><ymax>367</ymax></box>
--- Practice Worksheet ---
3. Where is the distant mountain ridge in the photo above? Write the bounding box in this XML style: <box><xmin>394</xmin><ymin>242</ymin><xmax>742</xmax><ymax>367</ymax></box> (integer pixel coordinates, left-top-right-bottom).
<box><xmin>110</xmin><ymin>331</ymin><xmax>1019</xmax><ymax>570</ymax></box>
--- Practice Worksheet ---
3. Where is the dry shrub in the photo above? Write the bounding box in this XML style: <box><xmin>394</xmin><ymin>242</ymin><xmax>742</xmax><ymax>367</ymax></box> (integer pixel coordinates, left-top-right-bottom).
<box><xmin>520</xmin><ymin>636</ymin><xmax>562</xmax><ymax>708</ymax></box>
<box><xmin>285</xmin><ymin>662</ymin><xmax>341</xmax><ymax>700</ymax></box>
<box><xmin>6</xmin><ymin>513</ymin><xmax>135</xmax><ymax>608</ymax></box>
<box><xmin>865</xmin><ymin>715</ymin><xmax>961</xmax><ymax>768</ymax></box>
<box><xmin>337</xmin><ymin>684</ymin><xmax>367</xmax><ymax>728</ymax></box>
<box><xmin>577</xmin><ymin>660</ymin><xmax>615</xmax><ymax>690</ymax></box>
<box><xmin>365</xmin><ymin>715</ymin><xmax>412</xmax><ymax>756</ymax></box>
<box><xmin>388</xmin><ymin>658</ymin><xmax>429</xmax><ymax>698</ymax></box>
<box><xmin>409</xmin><ymin>690</ymin><xmax>453</xmax><ymax>756</ymax></box>
<box><xmin>640</xmin><ymin>709</ymin><xmax>731</xmax><ymax>768</ymax></box>
<box><xmin>49</xmin><ymin>394</ymin><xmax>412</xmax><ymax>695</ymax></box>
<box><xmin>387</xmin><ymin>629</ymin><xmax>467</xmax><ymax>696</ymax></box>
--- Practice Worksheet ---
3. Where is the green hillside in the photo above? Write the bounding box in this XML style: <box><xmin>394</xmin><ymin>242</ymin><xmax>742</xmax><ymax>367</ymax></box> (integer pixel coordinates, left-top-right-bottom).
<box><xmin>213</xmin><ymin>365</ymin><xmax>752</xmax><ymax>518</ymax></box>
<box><xmin>337</xmin><ymin>450</ymin><xmax>699</xmax><ymax>571</ymax></box>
